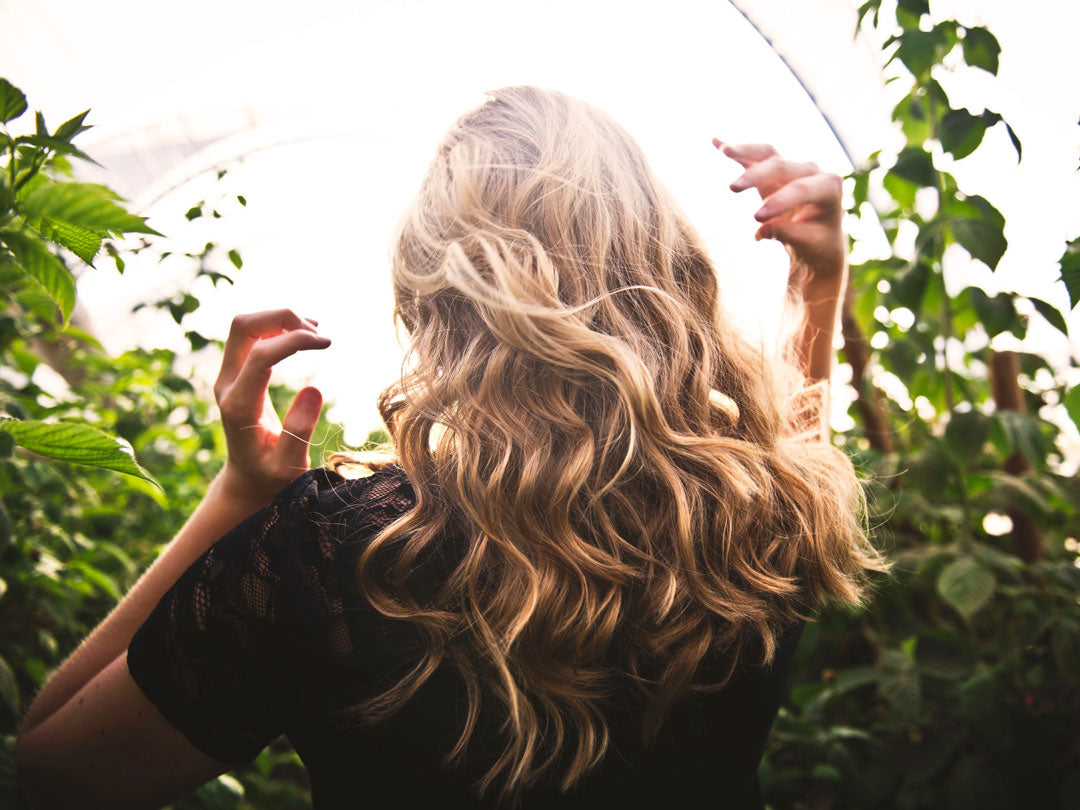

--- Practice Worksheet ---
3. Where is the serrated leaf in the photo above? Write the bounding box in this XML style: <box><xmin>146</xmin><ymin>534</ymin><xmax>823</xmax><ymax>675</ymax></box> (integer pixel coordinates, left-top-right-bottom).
<box><xmin>0</xmin><ymin>79</ymin><xmax>27</xmax><ymax>123</ymax></box>
<box><xmin>937</xmin><ymin>556</ymin><xmax>995</xmax><ymax>620</ymax></box>
<box><xmin>227</xmin><ymin>248</ymin><xmax>243</xmax><ymax>269</ymax></box>
<box><xmin>13</xmin><ymin>133</ymin><xmax>101</xmax><ymax>167</ymax></box>
<box><xmin>962</xmin><ymin>26</ymin><xmax>1000</xmax><ymax>75</ymax></box>
<box><xmin>0</xmin><ymin>419</ymin><xmax>160</xmax><ymax>487</ymax></box>
<box><xmin>20</xmin><ymin>182</ymin><xmax>161</xmax><ymax>236</ymax></box>
<box><xmin>1</xmin><ymin>228</ymin><xmax>76</xmax><ymax>323</ymax></box>
<box><xmin>30</xmin><ymin>216</ymin><xmax>103</xmax><ymax>265</ymax></box>
<box><xmin>1028</xmin><ymin>297</ymin><xmax>1068</xmax><ymax>336</ymax></box>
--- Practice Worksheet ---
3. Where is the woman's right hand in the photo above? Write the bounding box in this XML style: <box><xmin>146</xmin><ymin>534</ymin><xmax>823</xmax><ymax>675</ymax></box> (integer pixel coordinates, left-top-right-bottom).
<box><xmin>213</xmin><ymin>309</ymin><xmax>331</xmax><ymax>509</ymax></box>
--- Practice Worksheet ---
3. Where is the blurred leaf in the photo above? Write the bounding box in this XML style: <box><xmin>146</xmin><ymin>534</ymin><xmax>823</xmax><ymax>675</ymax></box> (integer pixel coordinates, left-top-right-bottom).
<box><xmin>939</xmin><ymin>108</ymin><xmax>995</xmax><ymax>160</ymax></box>
<box><xmin>944</xmin><ymin>410</ymin><xmax>992</xmax><ymax>466</ymax></box>
<box><xmin>1027</xmin><ymin>297</ymin><xmax>1068</xmax><ymax>336</ymax></box>
<box><xmin>52</xmin><ymin>109</ymin><xmax>93</xmax><ymax>142</ymax></box>
<box><xmin>1058</xmin><ymin>236</ymin><xmax>1080</xmax><ymax>310</ymax></box>
<box><xmin>962</xmin><ymin>26</ymin><xmax>1001</xmax><ymax>75</ymax></box>
<box><xmin>967</xmin><ymin>287</ymin><xmax>1017</xmax><ymax>337</ymax></box>
<box><xmin>1064</xmin><ymin>386</ymin><xmax>1080</xmax><ymax>434</ymax></box>
<box><xmin>0</xmin><ymin>78</ymin><xmax>28</xmax><ymax>123</ymax></box>
<box><xmin>1</xmin><ymin>228</ymin><xmax>76</xmax><ymax>323</ymax></box>
<box><xmin>937</xmin><ymin>556</ymin><xmax>996</xmax><ymax>620</ymax></box>
<box><xmin>0</xmin><ymin>419</ymin><xmax>160</xmax><ymax>487</ymax></box>
<box><xmin>946</xmin><ymin>195</ymin><xmax>1007</xmax><ymax>271</ymax></box>
<box><xmin>227</xmin><ymin>249</ymin><xmax>243</xmax><ymax>269</ymax></box>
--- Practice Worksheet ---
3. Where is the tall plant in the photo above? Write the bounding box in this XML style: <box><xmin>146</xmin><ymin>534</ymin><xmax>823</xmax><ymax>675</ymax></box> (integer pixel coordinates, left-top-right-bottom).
<box><xmin>761</xmin><ymin>3</ymin><xmax>1080</xmax><ymax>808</ymax></box>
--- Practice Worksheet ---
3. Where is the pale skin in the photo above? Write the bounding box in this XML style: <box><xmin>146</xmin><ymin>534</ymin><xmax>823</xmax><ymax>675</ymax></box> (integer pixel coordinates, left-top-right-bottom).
<box><xmin>14</xmin><ymin>143</ymin><xmax>848</xmax><ymax>808</ymax></box>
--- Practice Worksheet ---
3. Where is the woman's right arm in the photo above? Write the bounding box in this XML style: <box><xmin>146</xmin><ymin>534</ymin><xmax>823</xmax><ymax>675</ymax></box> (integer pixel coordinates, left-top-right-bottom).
<box><xmin>714</xmin><ymin>139</ymin><xmax>848</xmax><ymax>383</ymax></box>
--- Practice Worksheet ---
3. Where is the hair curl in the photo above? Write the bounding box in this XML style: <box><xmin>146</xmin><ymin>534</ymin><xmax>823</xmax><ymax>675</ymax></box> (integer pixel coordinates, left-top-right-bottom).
<box><xmin>332</xmin><ymin>86</ymin><xmax>887</xmax><ymax>803</ymax></box>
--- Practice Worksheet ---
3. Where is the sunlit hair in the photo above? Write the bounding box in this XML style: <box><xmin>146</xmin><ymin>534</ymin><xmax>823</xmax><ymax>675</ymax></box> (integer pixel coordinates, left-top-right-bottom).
<box><xmin>331</xmin><ymin>85</ymin><xmax>886</xmax><ymax>803</ymax></box>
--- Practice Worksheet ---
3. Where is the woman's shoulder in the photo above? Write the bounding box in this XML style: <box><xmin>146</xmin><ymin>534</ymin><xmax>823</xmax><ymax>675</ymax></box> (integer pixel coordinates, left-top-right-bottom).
<box><xmin>275</xmin><ymin>462</ymin><xmax>417</xmax><ymax>535</ymax></box>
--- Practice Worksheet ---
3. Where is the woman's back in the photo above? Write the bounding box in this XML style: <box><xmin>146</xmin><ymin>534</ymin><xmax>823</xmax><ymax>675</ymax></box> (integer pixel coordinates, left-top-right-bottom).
<box><xmin>127</xmin><ymin>465</ymin><xmax>803</xmax><ymax>809</ymax></box>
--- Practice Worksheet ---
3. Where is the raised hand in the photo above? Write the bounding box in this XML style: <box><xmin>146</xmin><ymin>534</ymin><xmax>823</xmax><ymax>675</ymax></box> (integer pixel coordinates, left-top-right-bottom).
<box><xmin>213</xmin><ymin>309</ymin><xmax>332</xmax><ymax>508</ymax></box>
<box><xmin>714</xmin><ymin>139</ymin><xmax>846</xmax><ymax>285</ymax></box>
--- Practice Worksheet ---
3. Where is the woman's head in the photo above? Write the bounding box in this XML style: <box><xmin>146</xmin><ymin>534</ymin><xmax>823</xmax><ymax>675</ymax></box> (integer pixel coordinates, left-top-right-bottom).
<box><xmin>350</xmin><ymin>86</ymin><xmax>884</xmax><ymax>802</ymax></box>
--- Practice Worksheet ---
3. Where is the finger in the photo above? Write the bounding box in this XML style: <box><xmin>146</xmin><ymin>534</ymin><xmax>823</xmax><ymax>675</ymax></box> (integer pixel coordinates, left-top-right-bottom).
<box><xmin>220</xmin><ymin>330</ymin><xmax>331</xmax><ymax>423</ymax></box>
<box><xmin>715</xmin><ymin>141</ymin><xmax>779</xmax><ymax>169</ymax></box>
<box><xmin>754</xmin><ymin>173</ymin><xmax>843</xmax><ymax>223</ymax></box>
<box><xmin>217</xmin><ymin>309</ymin><xmax>320</xmax><ymax>390</ymax></box>
<box><xmin>730</xmin><ymin>157</ymin><xmax>819</xmax><ymax>199</ymax></box>
<box><xmin>276</xmin><ymin>386</ymin><xmax>323</xmax><ymax>470</ymax></box>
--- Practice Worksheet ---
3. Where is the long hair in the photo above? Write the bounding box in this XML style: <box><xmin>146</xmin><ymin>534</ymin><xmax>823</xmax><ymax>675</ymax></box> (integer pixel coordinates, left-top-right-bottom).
<box><xmin>334</xmin><ymin>86</ymin><xmax>886</xmax><ymax>802</ymax></box>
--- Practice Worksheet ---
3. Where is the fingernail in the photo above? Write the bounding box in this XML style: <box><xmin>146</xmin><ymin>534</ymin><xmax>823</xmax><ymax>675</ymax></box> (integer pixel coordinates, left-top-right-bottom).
<box><xmin>754</xmin><ymin>206</ymin><xmax>771</xmax><ymax>221</ymax></box>
<box><xmin>730</xmin><ymin>177</ymin><xmax>749</xmax><ymax>192</ymax></box>
<box><xmin>712</xmin><ymin>137</ymin><xmax>724</xmax><ymax>149</ymax></box>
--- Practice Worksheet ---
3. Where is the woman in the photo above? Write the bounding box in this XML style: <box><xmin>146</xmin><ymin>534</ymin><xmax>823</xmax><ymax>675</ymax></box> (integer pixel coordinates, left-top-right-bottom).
<box><xmin>15</xmin><ymin>86</ymin><xmax>885</xmax><ymax>809</ymax></box>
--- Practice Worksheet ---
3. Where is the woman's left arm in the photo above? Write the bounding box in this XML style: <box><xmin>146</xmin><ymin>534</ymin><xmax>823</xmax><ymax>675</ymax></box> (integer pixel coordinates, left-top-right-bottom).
<box><xmin>15</xmin><ymin>309</ymin><xmax>329</xmax><ymax>807</ymax></box>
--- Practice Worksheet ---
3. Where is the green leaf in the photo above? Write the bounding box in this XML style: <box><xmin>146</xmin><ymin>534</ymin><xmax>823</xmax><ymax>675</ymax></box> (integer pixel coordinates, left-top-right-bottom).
<box><xmin>966</xmin><ymin>287</ymin><xmax>1018</xmax><ymax>337</ymax></box>
<box><xmin>962</xmin><ymin>26</ymin><xmax>1000</xmax><ymax>75</ymax></box>
<box><xmin>35</xmin><ymin>110</ymin><xmax>47</xmax><ymax>136</ymax></box>
<box><xmin>891</xmin><ymin>146</ymin><xmax>936</xmax><ymax>187</ymax></box>
<box><xmin>0</xmin><ymin>419</ymin><xmax>161</xmax><ymax>487</ymax></box>
<box><xmin>0</xmin><ymin>78</ymin><xmax>28</xmax><ymax>123</ymax></box>
<box><xmin>29</xmin><ymin>216</ymin><xmax>103</xmax><ymax>266</ymax></box>
<box><xmin>937</xmin><ymin>556</ymin><xmax>995</xmax><ymax>620</ymax></box>
<box><xmin>236</xmin><ymin>194</ymin><xmax>247</xmax><ymax>206</ymax></box>
<box><xmin>947</xmin><ymin>195</ymin><xmax>1007</xmax><ymax>270</ymax></box>
<box><xmin>1064</xmin><ymin>386</ymin><xmax>1080</xmax><ymax>435</ymax></box>
<box><xmin>1058</xmin><ymin>236</ymin><xmax>1080</xmax><ymax>310</ymax></box>
<box><xmin>1</xmin><ymin>228</ymin><xmax>76</xmax><ymax>323</ymax></box>
<box><xmin>0</xmin><ymin>430</ymin><xmax>13</xmax><ymax>458</ymax></box>
<box><xmin>944</xmin><ymin>409</ymin><xmax>991</xmax><ymax>465</ymax></box>
<box><xmin>185</xmin><ymin>205</ymin><xmax>203</xmax><ymax>221</ymax></box>
<box><xmin>20</xmin><ymin>182</ymin><xmax>162</xmax><ymax>236</ymax></box>
<box><xmin>52</xmin><ymin>109</ymin><xmax>92</xmax><ymax>142</ymax></box>
<box><xmin>1028</xmin><ymin>297</ymin><xmax>1068</xmax><ymax>336</ymax></box>
<box><xmin>939</xmin><ymin>108</ymin><xmax>990</xmax><ymax>160</ymax></box>
<box><xmin>993</xmin><ymin>411</ymin><xmax>1051</xmax><ymax>472</ymax></box>
<box><xmin>227</xmin><ymin>248</ymin><xmax>243</xmax><ymax>269</ymax></box>
<box><xmin>13</xmin><ymin>133</ymin><xmax>101</xmax><ymax>167</ymax></box>
<box><xmin>1004</xmin><ymin>122</ymin><xmax>1022</xmax><ymax>162</ymax></box>
<box><xmin>892</xmin><ymin>28</ymin><xmax>951</xmax><ymax>78</ymax></box>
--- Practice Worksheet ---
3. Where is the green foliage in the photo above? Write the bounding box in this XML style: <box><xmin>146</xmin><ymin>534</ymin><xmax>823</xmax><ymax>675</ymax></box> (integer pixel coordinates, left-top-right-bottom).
<box><xmin>761</xmin><ymin>6</ymin><xmax>1080</xmax><ymax>809</ymax></box>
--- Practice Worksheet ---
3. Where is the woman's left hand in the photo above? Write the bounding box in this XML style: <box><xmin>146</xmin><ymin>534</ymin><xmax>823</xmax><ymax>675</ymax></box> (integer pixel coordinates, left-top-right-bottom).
<box><xmin>213</xmin><ymin>309</ymin><xmax>332</xmax><ymax>509</ymax></box>
<box><xmin>714</xmin><ymin>139</ymin><xmax>846</xmax><ymax>286</ymax></box>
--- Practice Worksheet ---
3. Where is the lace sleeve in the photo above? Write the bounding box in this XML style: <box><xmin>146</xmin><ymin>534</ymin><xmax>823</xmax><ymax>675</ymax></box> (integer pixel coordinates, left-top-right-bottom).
<box><xmin>126</xmin><ymin>470</ymin><xmax>352</xmax><ymax>764</ymax></box>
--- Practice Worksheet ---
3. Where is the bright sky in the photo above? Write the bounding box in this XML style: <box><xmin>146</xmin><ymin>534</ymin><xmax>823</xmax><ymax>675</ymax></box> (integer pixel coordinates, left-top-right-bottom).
<box><xmin>2</xmin><ymin>0</ymin><xmax>1078</xmax><ymax>452</ymax></box>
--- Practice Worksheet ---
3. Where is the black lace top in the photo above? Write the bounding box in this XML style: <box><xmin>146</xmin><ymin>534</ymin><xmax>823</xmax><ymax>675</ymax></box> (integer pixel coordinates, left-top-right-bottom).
<box><xmin>127</xmin><ymin>465</ymin><xmax>802</xmax><ymax>809</ymax></box>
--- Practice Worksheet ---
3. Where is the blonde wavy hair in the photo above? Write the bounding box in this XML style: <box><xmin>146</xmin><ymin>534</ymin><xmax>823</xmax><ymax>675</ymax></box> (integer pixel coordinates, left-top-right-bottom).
<box><xmin>334</xmin><ymin>86</ymin><xmax>886</xmax><ymax>802</ymax></box>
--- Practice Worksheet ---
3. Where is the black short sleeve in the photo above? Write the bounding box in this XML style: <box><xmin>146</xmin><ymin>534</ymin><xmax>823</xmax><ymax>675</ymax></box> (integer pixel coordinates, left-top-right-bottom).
<box><xmin>127</xmin><ymin>471</ymin><xmax>329</xmax><ymax>764</ymax></box>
